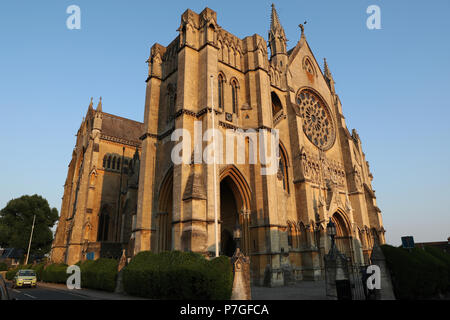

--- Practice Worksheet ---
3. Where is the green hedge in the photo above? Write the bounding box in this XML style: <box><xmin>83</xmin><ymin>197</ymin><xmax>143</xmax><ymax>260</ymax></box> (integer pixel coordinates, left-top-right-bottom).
<box><xmin>79</xmin><ymin>258</ymin><xmax>118</xmax><ymax>292</ymax></box>
<box><xmin>381</xmin><ymin>244</ymin><xmax>450</xmax><ymax>299</ymax></box>
<box><xmin>41</xmin><ymin>263</ymin><xmax>69</xmax><ymax>284</ymax></box>
<box><xmin>6</xmin><ymin>268</ymin><xmax>18</xmax><ymax>280</ymax></box>
<box><xmin>0</xmin><ymin>263</ymin><xmax>7</xmax><ymax>271</ymax></box>
<box><xmin>123</xmin><ymin>251</ymin><xmax>233</xmax><ymax>300</ymax></box>
<box><xmin>31</xmin><ymin>263</ymin><xmax>46</xmax><ymax>281</ymax></box>
<box><xmin>423</xmin><ymin>246</ymin><xmax>450</xmax><ymax>293</ymax></box>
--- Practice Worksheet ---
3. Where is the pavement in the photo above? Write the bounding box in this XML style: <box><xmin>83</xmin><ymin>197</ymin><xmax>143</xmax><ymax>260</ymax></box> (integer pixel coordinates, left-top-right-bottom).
<box><xmin>7</xmin><ymin>281</ymin><xmax>147</xmax><ymax>300</ymax></box>
<box><xmin>251</xmin><ymin>280</ymin><xmax>327</xmax><ymax>300</ymax></box>
<box><xmin>7</xmin><ymin>279</ymin><xmax>327</xmax><ymax>300</ymax></box>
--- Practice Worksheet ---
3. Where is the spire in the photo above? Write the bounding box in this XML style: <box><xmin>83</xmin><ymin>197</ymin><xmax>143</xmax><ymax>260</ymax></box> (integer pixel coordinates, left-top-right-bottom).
<box><xmin>323</xmin><ymin>58</ymin><xmax>332</xmax><ymax>79</ymax></box>
<box><xmin>269</xmin><ymin>4</ymin><xmax>286</xmax><ymax>41</ymax></box>
<box><xmin>269</xmin><ymin>4</ymin><xmax>287</xmax><ymax>58</ymax></box>
<box><xmin>323</xmin><ymin>58</ymin><xmax>335</xmax><ymax>93</ymax></box>
<box><xmin>270</xmin><ymin>4</ymin><xmax>285</xmax><ymax>38</ymax></box>
<box><xmin>96</xmin><ymin>96</ymin><xmax>102</xmax><ymax>112</ymax></box>
<box><xmin>88</xmin><ymin>97</ymin><xmax>93</xmax><ymax>111</ymax></box>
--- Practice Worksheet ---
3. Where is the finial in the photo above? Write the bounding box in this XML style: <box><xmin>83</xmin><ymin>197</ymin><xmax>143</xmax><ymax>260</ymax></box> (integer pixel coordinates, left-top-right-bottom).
<box><xmin>96</xmin><ymin>96</ymin><xmax>102</xmax><ymax>112</ymax></box>
<box><xmin>299</xmin><ymin>21</ymin><xmax>307</xmax><ymax>36</ymax></box>
<box><xmin>88</xmin><ymin>97</ymin><xmax>93</xmax><ymax>110</ymax></box>
<box><xmin>323</xmin><ymin>58</ymin><xmax>333</xmax><ymax>79</ymax></box>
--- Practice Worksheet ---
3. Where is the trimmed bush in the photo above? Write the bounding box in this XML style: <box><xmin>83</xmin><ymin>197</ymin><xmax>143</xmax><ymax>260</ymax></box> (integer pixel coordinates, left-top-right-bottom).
<box><xmin>123</xmin><ymin>251</ymin><xmax>233</xmax><ymax>300</ymax></box>
<box><xmin>423</xmin><ymin>246</ymin><xmax>450</xmax><ymax>293</ymax></box>
<box><xmin>209</xmin><ymin>256</ymin><xmax>233</xmax><ymax>300</ymax></box>
<box><xmin>6</xmin><ymin>268</ymin><xmax>18</xmax><ymax>280</ymax></box>
<box><xmin>381</xmin><ymin>244</ymin><xmax>450</xmax><ymax>299</ymax></box>
<box><xmin>31</xmin><ymin>263</ymin><xmax>46</xmax><ymax>281</ymax></box>
<box><xmin>41</xmin><ymin>263</ymin><xmax>68</xmax><ymax>284</ymax></box>
<box><xmin>80</xmin><ymin>258</ymin><xmax>118</xmax><ymax>292</ymax></box>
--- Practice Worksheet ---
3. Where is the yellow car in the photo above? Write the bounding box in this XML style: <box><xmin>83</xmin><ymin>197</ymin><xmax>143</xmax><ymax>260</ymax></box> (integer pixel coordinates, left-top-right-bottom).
<box><xmin>12</xmin><ymin>269</ymin><xmax>37</xmax><ymax>288</ymax></box>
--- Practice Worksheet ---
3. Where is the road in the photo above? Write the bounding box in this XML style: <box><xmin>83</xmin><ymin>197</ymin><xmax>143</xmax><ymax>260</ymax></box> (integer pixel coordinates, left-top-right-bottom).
<box><xmin>7</xmin><ymin>282</ymin><xmax>91</xmax><ymax>300</ymax></box>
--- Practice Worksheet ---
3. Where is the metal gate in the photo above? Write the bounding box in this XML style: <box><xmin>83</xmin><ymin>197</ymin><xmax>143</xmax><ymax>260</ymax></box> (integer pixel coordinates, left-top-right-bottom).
<box><xmin>347</xmin><ymin>262</ymin><xmax>368</xmax><ymax>300</ymax></box>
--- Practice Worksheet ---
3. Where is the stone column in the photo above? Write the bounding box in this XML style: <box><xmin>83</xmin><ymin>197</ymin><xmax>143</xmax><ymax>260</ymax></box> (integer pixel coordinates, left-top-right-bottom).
<box><xmin>324</xmin><ymin>244</ymin><xmax>350</xmax><ymax>300</ymax></box>
<box><xmin>231</xmin><ymin>248</ymin><xmax>252</xmax><ymax>300</ymax></box>
<box><xmin>114</xmin><ymin>249</ymin><xmax>127</xmax><ymax>294</ymax></box>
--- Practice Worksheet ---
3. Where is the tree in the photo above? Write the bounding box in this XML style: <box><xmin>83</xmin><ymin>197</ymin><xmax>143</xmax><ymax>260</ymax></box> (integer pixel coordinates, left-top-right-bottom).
<box><xmin>0</xmin><ymin>194</ymin><xmax>58</xmax><ymax>257</ymax></box>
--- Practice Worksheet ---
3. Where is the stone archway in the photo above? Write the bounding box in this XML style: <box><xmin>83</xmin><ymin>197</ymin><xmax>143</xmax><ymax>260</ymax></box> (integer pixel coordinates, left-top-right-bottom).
<box><xmin>220</xmin><ymin>177</ymin><xmax>238</xmax><ymax>256</ymax></box>
<box><xmin>219</xmin><ymin>166</ymin><xmax>251</xmax><ymax>256</ymax></box>
<box><xmin>331</xmin><ymin>210</ymin><xmax>353</xmax><ymax>261</ymax></box>
<box><xmin>157</xmin><ymin>168</ymin><xmax>173</xmax><ymax>252</ymax></box>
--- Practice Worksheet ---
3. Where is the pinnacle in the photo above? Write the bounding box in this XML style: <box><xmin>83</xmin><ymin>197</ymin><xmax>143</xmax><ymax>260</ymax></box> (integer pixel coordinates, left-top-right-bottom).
<box><xmin>270</xmin><ymin>3</ymin><xmax>285</xmax><ymax>38</ymax></box>
<box><xmin>96</xmin><ymin>96</ymin><xmax>102</xmax><ymax>112</ymax></box>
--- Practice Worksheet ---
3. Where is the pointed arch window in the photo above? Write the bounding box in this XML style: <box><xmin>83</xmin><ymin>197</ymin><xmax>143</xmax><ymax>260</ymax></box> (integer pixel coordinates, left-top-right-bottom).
<box><xmin>218</xmin><ymin>74</ymin><xmax>224</xmax><ymax>110</ymax></box>
<box><xmin>278</xmin><ymin>145</ymin><xmax>289</xmax><ymax>193</ymax></box>
<box><xmin>271</xmin><ymin>92</ymin><xmax>283</xmax><ymax>118</ymax></box>
<box><xmin>107</xmin><ymin>155</ymin><xmax>111</xmax><ymax>169</ymax></box>
<box><xmin>97</xmin><ymin>208</ymin><xmax>110</xmax><ymax>242</ymax></box>
<box><xmin>287</xmin><ymin>224</ymin><xmax>293</xmax><ymax>248</ymax></box>
<box><xmin>231</xmin><ymin>79</ymin><xmax>238</xmax><ymax>114</ymax></box>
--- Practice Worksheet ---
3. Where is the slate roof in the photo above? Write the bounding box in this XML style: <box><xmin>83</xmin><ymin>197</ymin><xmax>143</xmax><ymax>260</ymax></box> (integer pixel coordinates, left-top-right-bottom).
<box><xmin>100</xmin><ymin>112</ymin><xmax>144</xmax><ymax>146</ymax></box>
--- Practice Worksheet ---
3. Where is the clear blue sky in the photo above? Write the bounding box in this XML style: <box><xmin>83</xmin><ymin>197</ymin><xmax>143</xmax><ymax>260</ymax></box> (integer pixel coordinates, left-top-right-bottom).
<box><xmin>0</xmin><ymin>0</ymin><xmax>449</xmax><ymax>246</ymax></box>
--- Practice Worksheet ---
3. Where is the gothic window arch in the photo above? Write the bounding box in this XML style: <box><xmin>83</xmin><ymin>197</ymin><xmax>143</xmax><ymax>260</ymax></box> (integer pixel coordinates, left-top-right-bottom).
<box><xmin>231</xmin><ymin>78</ymin><xmax>239</xmax><ymax>115</ymax></box>
<box><xmin>103</xmin><ymin>155</ymin><xmax>107</xmax><ymax>168</ymax></box>
<box><xmin>117</xmin><ymin>158</ymin><xmax>121</xmax><ymax>171</ymax></box>
<box><xmin>271</xmin><ymin>92</ymin><xmax>283</xmax><ymax>118</ymax></box>
<box><xmin>218</xmin><ymin>73</ymin><xmax>225</xmax><ymax>110</ymax></box>
<box><xmin>287</xmin><ymin>222</ymin><xmax>293</xmax><ymax>248</ymax></box>
<box><xmin>97</xmin><ymin>206</ymin><xmax>110</xmax><ymax>242</ymax></box>
<box><xmin>235</xmin><ymin>50</ymin><xmax>241</xmax><ymax>70</ymax></box>
<box><xmin>218</xmin><ymin>41</ymin><xmax>223</xmax><ymax>61</ymax></box>
<box><xmin>278</xmin><ymin>143</ymin><xmax>289</xmax><ymax>193</ymax></box>
<box><xmin>112</xmin><ymin>157</ymin><xmax>116</xmax><ymax>170</ymax></box>
<box><xmin>166</xmin><ymin>83</ymin><xmax>177</xmax><ymax>124</ymax></box>
<box><xmin>303</xmin><ymin>57</ymin><xmax>316</xmax><ymax>77</ymax></box>
<box><xmin>107</xmin><ymin>155</ymin><xmax>111</xmax><ymax>169</ymax></box>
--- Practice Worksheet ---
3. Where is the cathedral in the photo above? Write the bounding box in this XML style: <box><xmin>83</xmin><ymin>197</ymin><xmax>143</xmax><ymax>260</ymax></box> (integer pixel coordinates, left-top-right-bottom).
<box><xmin>50</xmin><ymin>6</ymin><xmax>385</xmax><ymax>286</ymax></box>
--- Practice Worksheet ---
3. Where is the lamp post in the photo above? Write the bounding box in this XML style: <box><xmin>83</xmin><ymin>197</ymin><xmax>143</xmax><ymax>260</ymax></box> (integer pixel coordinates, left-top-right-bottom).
<box><xmin>327</xmin><ymin>220</ymin><xmax>336</xmax><ymax>248</ymax></box>
<box><xmin>25</xmin><ymin>214</ymin><xmax>36</xmax><ymax>265</ymax></box>
<box><xmin>210</xmin><ymin>74</ymin><xmax>219</xmax><ymax>258</ymax></box>
<box><xmin>233</xmin><ymin>222</ymin><xmax>242</xmax><ymax>251</ymax></box>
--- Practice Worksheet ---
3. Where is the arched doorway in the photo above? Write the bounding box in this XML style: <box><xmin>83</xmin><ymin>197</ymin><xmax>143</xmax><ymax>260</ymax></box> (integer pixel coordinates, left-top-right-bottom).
<box><xmin>331</xmin><ymin>211</ymin><xmax>353</xmax><ymax>260</ymax></box>
<box><xmin>220</xmin><ymin>177</ymin><xmax>238</xmax><ymax>256</ymax></box>
<box><xmin>219</xmin><ymin>166</ymin><xmax>251</xmax><ymax>257</ymax></box>
<box><xmin>157</xmin><ymin>169</ymin><xmax>173</xmax><ymax>252</ymax></box>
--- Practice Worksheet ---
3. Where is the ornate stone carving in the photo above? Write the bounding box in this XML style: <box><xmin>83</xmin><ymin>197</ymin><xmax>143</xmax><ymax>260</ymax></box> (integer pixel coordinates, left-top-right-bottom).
<box><xmin>300</xmin><ymin>147</ymin><xmax>345</xmax><ymax>187</ymax></box>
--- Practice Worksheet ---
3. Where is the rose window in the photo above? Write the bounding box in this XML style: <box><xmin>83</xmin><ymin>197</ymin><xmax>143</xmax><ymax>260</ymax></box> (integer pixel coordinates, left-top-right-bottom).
<box><xmin>296</xmin><ymin>89</ymin><xmax>335</xmax><ymax>150</ymax></box>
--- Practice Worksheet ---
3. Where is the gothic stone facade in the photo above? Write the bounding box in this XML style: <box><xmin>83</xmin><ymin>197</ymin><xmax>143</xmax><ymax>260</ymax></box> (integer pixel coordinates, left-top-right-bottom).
<box><xmin>51</xmin><ymin>6</ymin><xmax>385</xmax><ymax>286</ymax></box>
